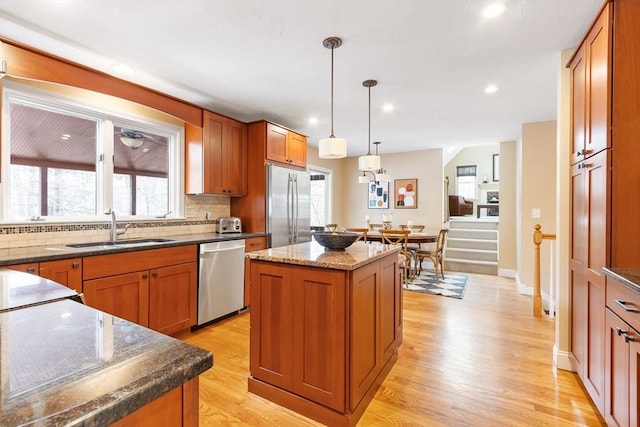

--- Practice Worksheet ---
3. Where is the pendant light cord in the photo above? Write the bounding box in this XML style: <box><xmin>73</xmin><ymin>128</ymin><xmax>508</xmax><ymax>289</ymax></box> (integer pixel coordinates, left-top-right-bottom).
<box><xmin>329</xmin><ymin>44</ymin><xmax>335</xmax><ymax>138</ymax></box>
<box><xmin>367</xmin><ymin>84</ymin><xmax>372</xmax><ymax>155</ymax></box>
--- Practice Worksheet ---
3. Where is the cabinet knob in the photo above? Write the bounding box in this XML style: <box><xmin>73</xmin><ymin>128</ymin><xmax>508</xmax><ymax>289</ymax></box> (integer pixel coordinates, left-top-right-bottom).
<box><xmin>72</xmin><ymin>262</ymin><xmax>80</xmax><ymax>269</ymax></box>
<box><xmin>26</xmin><ymin>267</ymin><xmax>36</xmax><ymax>274</ymax></box>
<box><xmin>152</xmin><ymin>272</ymin><xmax>158</xmax><ymax>278</ymax></box>
<box><xmin>142</xmin><ymin>274</ymin><xmax>148</xmax><ymax>279</ymax></box>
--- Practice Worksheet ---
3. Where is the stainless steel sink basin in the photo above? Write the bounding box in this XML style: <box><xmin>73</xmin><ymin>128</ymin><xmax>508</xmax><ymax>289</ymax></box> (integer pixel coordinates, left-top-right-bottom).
<box><xmin>67</xmin><ymin>238</ymin><xmax>175</xmax><ymax>248</ymax></box>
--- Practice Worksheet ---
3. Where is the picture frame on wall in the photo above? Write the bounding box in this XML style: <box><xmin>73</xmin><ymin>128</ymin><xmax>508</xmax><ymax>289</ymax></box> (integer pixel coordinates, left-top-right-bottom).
<box><xmin>367</xmin><ymin>181</ymin><xmax>389</xmax><ymax>209</ymax></box>
<box><xmin>394</xmin><ymin>178</ymin><xmax>417</xmax><ymax>209</ymax></box>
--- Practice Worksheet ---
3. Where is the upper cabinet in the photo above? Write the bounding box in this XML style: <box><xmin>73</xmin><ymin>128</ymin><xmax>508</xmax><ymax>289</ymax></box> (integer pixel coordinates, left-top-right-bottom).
<box><xmin>569</xmin><ymin>5</ymin><xmax>612</xmax><ymax>166</ymax></box>
<box><xmin>264</xmin><ymin>122</ymin><xmax>307</xmax><ymax>168</ymax></box>
<box><xmin>185</xmin><ymin>110</ymin><xmax>247</xmax><ymax>196</ymax></box>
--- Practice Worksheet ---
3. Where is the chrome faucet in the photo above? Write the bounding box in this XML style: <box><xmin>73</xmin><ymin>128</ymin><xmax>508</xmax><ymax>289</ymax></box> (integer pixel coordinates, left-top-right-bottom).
<box><xmin>104</xmin><ymin>209</ymin><xmax>130</xmax><ymax>241</ymax></box>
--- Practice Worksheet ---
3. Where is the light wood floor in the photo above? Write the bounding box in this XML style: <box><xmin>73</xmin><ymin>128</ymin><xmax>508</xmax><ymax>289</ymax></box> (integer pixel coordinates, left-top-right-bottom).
<box><xmin>181</xmin><ymin>273</ymin><xmax>605</xmax><ymax>426</ymax></box>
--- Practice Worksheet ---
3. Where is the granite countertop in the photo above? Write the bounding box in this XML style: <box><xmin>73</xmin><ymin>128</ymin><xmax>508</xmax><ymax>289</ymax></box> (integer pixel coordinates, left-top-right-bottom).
<box><xmin>246</xmin><ymin>240</ymin><xmax>400</xmax><ymax>271</ymax></box>
<box><xmin>0</xmin><ymin>232</ymin><xmax>265</xmax><ymax>266</ymax></box>
<box><xmin>0</xmin><ymin>299</ymin><xmax>213</xmax><ymax>426</ymax></box>
<box><xmin>603</xmin><ymin>267</ymin><xmax>640</xmax><ymax>293</ymax></box>
<box><xmin>0</xmin><ymin>270</ymin><xmax>78</xmax><ymax>312</ymax></box>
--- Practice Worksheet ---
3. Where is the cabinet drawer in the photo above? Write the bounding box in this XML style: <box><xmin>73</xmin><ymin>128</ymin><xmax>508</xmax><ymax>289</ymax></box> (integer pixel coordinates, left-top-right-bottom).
<box><xmin>245</xmin><ymin>237</ymin><xmax>267</xmax><ymax>253</ymax></box>
<box><xmin>607</xmin><ymin>276</ymin><xmax>640</xmax><ymax>331</ymax></box>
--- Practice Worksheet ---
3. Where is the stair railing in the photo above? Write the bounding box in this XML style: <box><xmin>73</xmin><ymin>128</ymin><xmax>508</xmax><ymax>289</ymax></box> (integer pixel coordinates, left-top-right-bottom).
<box><xmin>533</xmin><ymin>224</ymin><xmax>556</xmax><ymax>317</ymax></box>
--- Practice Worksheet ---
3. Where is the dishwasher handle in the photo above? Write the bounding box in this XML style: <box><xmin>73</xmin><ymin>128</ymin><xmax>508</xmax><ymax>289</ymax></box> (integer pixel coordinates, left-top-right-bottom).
<box><xmin>201</xmin><ymin>246</ymin><xmax>245</xmax><ymax>256</ymax></box>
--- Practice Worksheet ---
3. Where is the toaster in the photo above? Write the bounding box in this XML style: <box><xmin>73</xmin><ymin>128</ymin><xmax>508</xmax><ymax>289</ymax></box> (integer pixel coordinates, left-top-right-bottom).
<box><xmin>218</xmin><ymin>217</ymin><xmax>242</xmax><ymax>233</ymax></box>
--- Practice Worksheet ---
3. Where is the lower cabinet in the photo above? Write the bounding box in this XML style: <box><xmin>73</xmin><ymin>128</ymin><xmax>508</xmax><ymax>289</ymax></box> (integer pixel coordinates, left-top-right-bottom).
<box><xmin>6</xmin><ymin>259</ymin><xmax>83</xmax><ymax>294</ymax></box>
<box><xmin>83</xmin><ymin>245</ymin><xmax>198</xmax><ymax>335</ymax></box>
<box><xmin>248</xmin><ymin>251</ymin><xmax>402</xmax><ymax>426</ymax></box>
<box><xmin>604</xmin><ymin>275</ymin><xmax>640</xmax><ymax>427</ymax></box>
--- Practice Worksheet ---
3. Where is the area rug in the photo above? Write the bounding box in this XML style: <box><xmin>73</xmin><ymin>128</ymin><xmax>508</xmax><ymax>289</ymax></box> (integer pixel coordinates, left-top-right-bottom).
<box><xmin>405</xmin><ymin>271</ymin><xmax>469</xmax><ymax>299</ymax></box>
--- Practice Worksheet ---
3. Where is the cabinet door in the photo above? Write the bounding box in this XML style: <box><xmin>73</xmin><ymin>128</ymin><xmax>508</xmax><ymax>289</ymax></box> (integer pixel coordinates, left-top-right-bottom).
<box><xmin>84</xmin><ymin>272</ymin><xmax>149</xmax><ymax>327</ymax></box>
<box><xmin>4</xmin><ymin>262</ymin><xmax>39</xmax><ymax>275</ymax></box>
<box><xmin>243</xmin><ymin>237</ymin><xmax>268</xmax><ymax>306</ymax></box>
<box><xmin>287</xmin><ymin>131</ymin><xmax>307</xmax><ymax>167</ymax></box>
<box><xmin>605</xmin><ymin>309</ymin><xmax>632</xmax><ymax>427</ymax></box>
<box><xmin>291</xmin><ymin>266</ymin><xmax>346</xmax><ymax>411</ymax></box>
<box><xmin>569</xmin><ymin>44</ymin><xmax>587</xmax><ymax>165</ymax></box>
<box><xmin>249</xmin><ymin>261</ymin><xmax>293</xmax><ymax>389</ymax></box>
<box><xmin>148</xmin><ymin>262</ymin><xmax>197</xmax><ymax>336</ymax></box>
<box><xmin>203</xmin><ymin>110</ymin><xmax>226</xmax><ymax>195</ymax></box>
<box><xmin>225</xmin><ymin>118</ymin><xmax>247</xmax><ymax>195</ymax></box>
<box><xmin>265</xmin><ymin>123</ymin><xmax>288</xmax><ymax>164</ymax></box>
<box><xmin>570</xmin><ymin>162</ymin><xmax>587</xmax><ymax>372</ymax></box>
<box><xmin>380</xmin><ymin>253</ymin><xmax>402</xmax><ymax>361</ymax></box>
<box><xmin>584</xmin><ymin>4</ymin><xmax>611</xmax><ymax>158</ymax></box>
<box><xmin>350</xmin><ymin>261</ymin><xmax>381</xmax><ymax>410</ymax></box>
<box><xmin>39</xmin><ymin>258</ymin><xmax>83</xmax><ymax>294</ymax></box>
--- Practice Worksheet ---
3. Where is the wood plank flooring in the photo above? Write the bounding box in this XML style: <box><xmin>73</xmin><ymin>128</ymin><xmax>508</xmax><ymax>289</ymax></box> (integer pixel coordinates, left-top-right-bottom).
<box><xmin>180</xmin><ymin>273</ymin><xmax>605</xmax><ymax>426</ymax></box>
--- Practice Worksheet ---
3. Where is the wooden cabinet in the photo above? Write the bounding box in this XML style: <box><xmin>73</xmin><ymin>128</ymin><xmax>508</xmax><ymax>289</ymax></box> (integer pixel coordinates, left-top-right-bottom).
<box><xmin>6</xmin><ymin>259</ymin><xmax>83</xmax><ymax>293</ymax></box>
<box><xmin>231</xmin><ymin>121</ymin><xmax>307</xmax><ymax>235</ymax></box>
<box><xmin>569</xmin><ymin>4</ymin><xmax>611</xmax><ymax>166</ymax></box>
<box><xmin>569</xmin><ymin>150</ymin><xmax>609</xmax><ymax>411</ymax></box>
<box><xmin>604</xmin><ymin>276</ymin><xmax>640</xmax><ymax>427</ymax></box>
<box><xmin>185</xmin><ymin>110</ymin><xmax>247</xmax><ymax>196</ymax></box>
<box><xmin>265</xmin><ymin>122</ymin><xmax>307</xmax><ymax>167</ymax></box>
<box><xmin>243</xmin><ymin>236</ymin><xmax>268</xmax><ymax>307</ymax></box>
<box><xmin>248</xmin><ymin>251</ymin><xmax>401</xmax><ymax>426</ymax></box>
<box><xmin>39</xmin><ymin>258</ymin><xmax>83</xmax><ymax>294</ymax></box>
<box><xmin>83</xmin><ymin>245</ymin><xmax>198</xmax><ymax>335</ymax></box>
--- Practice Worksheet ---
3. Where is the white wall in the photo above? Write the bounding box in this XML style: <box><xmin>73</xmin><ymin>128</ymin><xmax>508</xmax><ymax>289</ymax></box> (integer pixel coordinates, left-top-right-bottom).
<box><xmin>341</xmin><ymin>148</ymin><xmax>445</xmax><ymax>232</ymax></box>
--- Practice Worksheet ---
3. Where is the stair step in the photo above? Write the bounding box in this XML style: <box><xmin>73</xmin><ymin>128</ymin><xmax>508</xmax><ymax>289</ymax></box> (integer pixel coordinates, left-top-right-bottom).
<box><xmin>448</xmin><ymin>218</ymin><xmax>498</xmax><ymax>230</ymax></box>
<box><xmin>444</xmin><ymin>257</ymin><xmax>498</xmax><ymax>266</ymax></box>
<box><xmin>445</xmin><ymin>247</ymin><xmax>497</xmax><ymax>262</ymax></box>
<box><xmin>444</xmin><ymin>259</ymin><xmax>497</xmax><ymax>275</ymax></box>
<box><xmin>447</xmin><ymin>237</ymin><xmax>497</xmax><ymax>251</ymax></box>
<box><xmin>447</xmin><ymin>229</ymin><xmax>497</xmax><ymax>240</ymax></box>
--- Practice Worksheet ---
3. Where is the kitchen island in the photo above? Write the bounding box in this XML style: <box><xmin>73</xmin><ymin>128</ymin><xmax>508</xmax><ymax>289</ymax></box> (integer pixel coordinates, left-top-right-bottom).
<box><xmin>246</xmin><ymin>240</ymin><xmax>403</xmax><ymax>426</ymax></box>
<box><xmin>0</xmin><ymin>270</ymin><xmax>212</xmax><ymax>426</ymax></box>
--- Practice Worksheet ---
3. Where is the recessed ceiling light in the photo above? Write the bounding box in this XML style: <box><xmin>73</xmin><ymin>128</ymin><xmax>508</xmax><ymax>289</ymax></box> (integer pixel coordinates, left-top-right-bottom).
<box><xmin>61</xmin><ymin>133</ymin><xmax>71</xmax><ymax>140</ymax></box>
<box><xmin>308</xmin><ymin>117</ymin><xmax>319</xmax><ymax>125</ymax></box>
<box><xmin>484</xmin><ymin>84</ymin><xmax>499</xmax><ymax>94</ymax></box>
<box><xmin>483</xmin><ymin>3</ymin><xmax>506</xmax><ymax>18</ymax></box>
<box><xmin>112</xmin><ymin>63</ymin><xmax>134</xmax><ymax>75</ymax></box>
<box><xmin>382</xmin><ymin>103</ymin><xmax>395</xmax><ymax>112</ymax></box>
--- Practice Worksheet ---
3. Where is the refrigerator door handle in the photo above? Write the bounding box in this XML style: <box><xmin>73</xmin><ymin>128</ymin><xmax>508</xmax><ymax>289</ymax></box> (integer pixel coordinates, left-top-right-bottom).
<box><xmin>293</xmin><ymin>174</ymin><xmax>299</xmax><ymax>242</ymax></box>
<box><xmin>287</xmin><ymin>173</ymin><xmax>293</xmax><ymax>243</ymax></box>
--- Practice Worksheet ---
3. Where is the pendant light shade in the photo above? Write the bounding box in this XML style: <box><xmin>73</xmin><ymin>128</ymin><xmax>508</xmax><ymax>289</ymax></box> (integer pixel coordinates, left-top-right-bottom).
<box><xmin>319</xmin><ymin>37</ymin><xmax>347</xmax><ymax>159</ymax></box>
<box><xmin>120</xmin><ymin>136</ymin><xmax>144</xmax><ymax>149</ymax></box>
<box><xmin>372</xmin><ymin>141</ymin><xmax>390</xmax><ymax>182</ymax></box>
<box><xmin>358</xmin><ymin>79</ymin><xmax>381</xmax><ymax>171</ymax></box>
<box><xmin>358</xmin><ymin>173</ymin><xmax>370</xmax><ymax>184</ymax></box>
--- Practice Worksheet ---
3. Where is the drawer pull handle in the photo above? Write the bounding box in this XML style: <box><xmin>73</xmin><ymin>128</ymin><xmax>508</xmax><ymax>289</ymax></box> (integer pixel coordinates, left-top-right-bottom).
<box><xmin>616</xmin><ymin>327</ymin><xmax>626</xmax><ymax>336</ymax></box>
<box><xmin>624</xmin><ymin>334</ymin><xmax>635</xmax><ymax>343</ymax></box>
<box><xmin>615</xmin><ymin>299</ymin><xmax>639</xmax><ymax>313</ymax></box>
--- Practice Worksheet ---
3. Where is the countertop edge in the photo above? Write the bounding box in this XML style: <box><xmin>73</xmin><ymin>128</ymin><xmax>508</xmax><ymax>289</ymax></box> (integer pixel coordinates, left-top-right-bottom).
<box><xmin>603</xmin><ymin>267</ymin><xmax>640</xmax><ymax>293</ymax></box>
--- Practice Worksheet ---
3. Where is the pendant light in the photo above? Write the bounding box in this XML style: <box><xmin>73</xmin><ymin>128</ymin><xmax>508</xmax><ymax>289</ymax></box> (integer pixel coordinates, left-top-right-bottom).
<box><xmin>373</xmin><ymin>141</ymin><xmax>390</xmax><ymax>182</ymax></box>
<box><xmin>358</xmin><ymin>80</ymin><xmax>381</xmax><ymax>171</ymax></box>
<box><xmin>318</xmin><ymin>37</ymin><xmax>347</xmax><ymax>159</ymax></box>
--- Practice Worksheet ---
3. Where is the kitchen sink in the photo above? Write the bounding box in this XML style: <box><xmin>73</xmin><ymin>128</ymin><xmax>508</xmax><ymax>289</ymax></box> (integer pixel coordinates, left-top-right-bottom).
<box><xmin>67</xmin><ymin>238</ymin><xmax>175</xmax><ymax>248</ymax></box>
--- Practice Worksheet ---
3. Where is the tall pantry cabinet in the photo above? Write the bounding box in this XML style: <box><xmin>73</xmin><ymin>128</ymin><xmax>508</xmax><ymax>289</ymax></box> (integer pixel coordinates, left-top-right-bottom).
<box><xmin>568</xmin><ymin>0</ymin><xmax>640</xmax><ymax>421</ymax></box>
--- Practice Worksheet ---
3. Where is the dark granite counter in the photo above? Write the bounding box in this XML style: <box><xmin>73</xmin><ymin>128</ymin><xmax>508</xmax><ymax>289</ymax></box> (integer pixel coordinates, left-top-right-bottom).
<box><xmin>246</xmin><ymin>240</ymin><xmax>399</xmax><ymax>271</ymax></box>
<box><xmin>0</xmin><ymin>269</ymin><xmax>78</xmax><ymax>312</ymax></box>
<box><xmin>0</xmin><ymin>299</ymin><xmax>212</xmax><ymax>426</ymax></box>
<box><xmin>603</xmin><ymin>267</ymin><xmax>640</xmax><ymax>293</ymax></box>
<box><xmin>0</xmin><ymin>232</ymin><xmax>264</xmax><ymax>266</ymax></box>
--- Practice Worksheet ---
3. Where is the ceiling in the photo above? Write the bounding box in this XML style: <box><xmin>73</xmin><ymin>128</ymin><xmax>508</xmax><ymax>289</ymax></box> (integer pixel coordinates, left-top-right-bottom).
<box><xmin>0</xmin><ymin>0</ymin><xmax>603</xmax><ymax>157</ymax></box>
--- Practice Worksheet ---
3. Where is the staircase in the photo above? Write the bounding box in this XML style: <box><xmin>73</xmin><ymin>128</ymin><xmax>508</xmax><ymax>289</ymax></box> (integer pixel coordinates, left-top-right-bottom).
<box><xmin>444</xmin><ymin>218</ymin><xmax>498</xmax><ymax>275</ymax></box>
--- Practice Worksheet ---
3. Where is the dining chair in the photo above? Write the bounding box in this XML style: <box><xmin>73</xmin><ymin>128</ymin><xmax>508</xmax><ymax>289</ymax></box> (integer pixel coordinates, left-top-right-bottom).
<box><xmin>345</xmin><ymin>227</ymin><xmax>368</xmax><ymax>242</ymax></box>
<box><xmin>368</xmin><ymin>223</ymin><xmax>384</xmax><ymax>231</ymax></box>
<box><xmin>379</xmin><ymin>228</ymin><xmax>412</xmax><ymax>284</ymax></box>
<box><xmin>325</xmin><ymin>223</ymin><xmax>338</xmax><ymax>232</ymax></box>
<box><xmin>415</xmin><ymin>228</ymin><xmax>449</xmax><ymax>283</ymax></box>
<box><xmin>400</xmin><ymin>224</ymin><xmax>425</xmax><ymax>232</ymax></box>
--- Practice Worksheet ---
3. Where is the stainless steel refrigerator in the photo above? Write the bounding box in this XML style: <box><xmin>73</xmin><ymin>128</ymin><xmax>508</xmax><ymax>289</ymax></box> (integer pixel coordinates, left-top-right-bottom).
<box><xmin>266</xmin><ymin>164</ymin><xmax>311</xmax><ymax>248</ymax></box>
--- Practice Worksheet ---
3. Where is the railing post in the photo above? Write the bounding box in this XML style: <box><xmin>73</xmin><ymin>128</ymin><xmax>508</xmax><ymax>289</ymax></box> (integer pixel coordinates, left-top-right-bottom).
<box><xmin>533</xmin><ymin>224</ymin><xmax>543</xmax><ymax>317</ymax></box>
<box><xmin>532</xmin><ymin>224</ymin><xmax>557</xmax><ymax>318</ymax></box>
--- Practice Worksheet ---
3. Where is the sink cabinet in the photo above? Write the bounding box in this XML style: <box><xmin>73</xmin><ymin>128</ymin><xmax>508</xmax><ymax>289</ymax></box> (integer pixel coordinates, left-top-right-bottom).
<box><xmin>83</xmin><ymin>245</ymin><xmax>198</xmax><ymax>335</ymax></box>
<box><xmin>185</xmin><ymin>110</ymin><xmax>247</xmax><ymax>196</ymax></box>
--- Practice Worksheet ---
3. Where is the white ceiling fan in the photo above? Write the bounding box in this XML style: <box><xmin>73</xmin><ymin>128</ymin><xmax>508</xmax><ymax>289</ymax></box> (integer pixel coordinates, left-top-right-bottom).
<box><xmin>115</xmin><ymin>128</ymin><xmax>166</xmax><ymax>150</ymax></box>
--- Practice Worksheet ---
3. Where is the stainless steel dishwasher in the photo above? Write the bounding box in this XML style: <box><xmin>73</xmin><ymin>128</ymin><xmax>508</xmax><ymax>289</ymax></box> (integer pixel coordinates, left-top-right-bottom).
<box><xmin>196</xmin><ymin>239</ymin><xmax>245</xmax><ymax>327</ymax></box>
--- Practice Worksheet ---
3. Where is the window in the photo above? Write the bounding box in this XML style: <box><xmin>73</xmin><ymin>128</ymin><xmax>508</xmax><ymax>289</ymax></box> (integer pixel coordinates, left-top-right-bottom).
<box><xmin>456</xmin><ymin>165</ymin><xmax>477</xmax><ymax>199</ymax></box>
<box><xmin>2</xmin><ymin>81</ymin><xmax>183</xmax><ymax>222</ymax></box>
<box><xmin>309</xmin><ymin>167</ymin><xmax>332</xmax><ymax>227</ymax></box>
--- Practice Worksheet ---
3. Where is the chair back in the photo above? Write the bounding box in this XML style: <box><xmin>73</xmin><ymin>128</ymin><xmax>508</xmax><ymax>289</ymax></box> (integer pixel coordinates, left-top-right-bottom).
<box><xmin>345</xmin><ymin>227</ymin><xmax>368</xmax><ymax>242</ymax></box>
<box><xmin>325</xmin><ymin>223</ymin><xmax>338</xmax><ymax>232</ymax></box>
<box><xmin>434</xmin><ymin>229</ymin><xmax>449</xmax><ymax>254</ymax></box>
<box><xmin>400</xmin><ymin>224</ymin><xmax>425</xmax><ymax>232</ymax></box>
<box><xmin>368</xmin><ymin>223</ymin><xmax>384</xmax><ymax>231</ymax></box>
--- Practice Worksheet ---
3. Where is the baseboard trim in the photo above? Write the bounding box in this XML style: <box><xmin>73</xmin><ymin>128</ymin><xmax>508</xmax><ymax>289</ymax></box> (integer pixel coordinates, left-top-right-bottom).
<box><xmin>498</xmin><ymin>268</ymin><xmax>515</xmax><ymax>278</ymax></box>
<box><xmin>554</xmin><ymin>346</ymin><xmax>575</xmax><ymax>372</ymax></box>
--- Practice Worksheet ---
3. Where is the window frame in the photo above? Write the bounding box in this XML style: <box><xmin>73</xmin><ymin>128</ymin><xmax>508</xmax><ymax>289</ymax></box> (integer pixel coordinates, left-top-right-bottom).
<box><xmin>1</xmin><ymin>80</ymin><xmax>184</xmax><ymax>223</ymax></box>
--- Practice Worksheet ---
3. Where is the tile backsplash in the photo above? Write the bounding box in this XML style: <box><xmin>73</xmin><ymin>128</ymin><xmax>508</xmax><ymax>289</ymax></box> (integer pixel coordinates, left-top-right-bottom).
<box><xmin>0</xmin><ymin>194</ymin><xmax>230</xmax><ymax>249</ymax></box>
